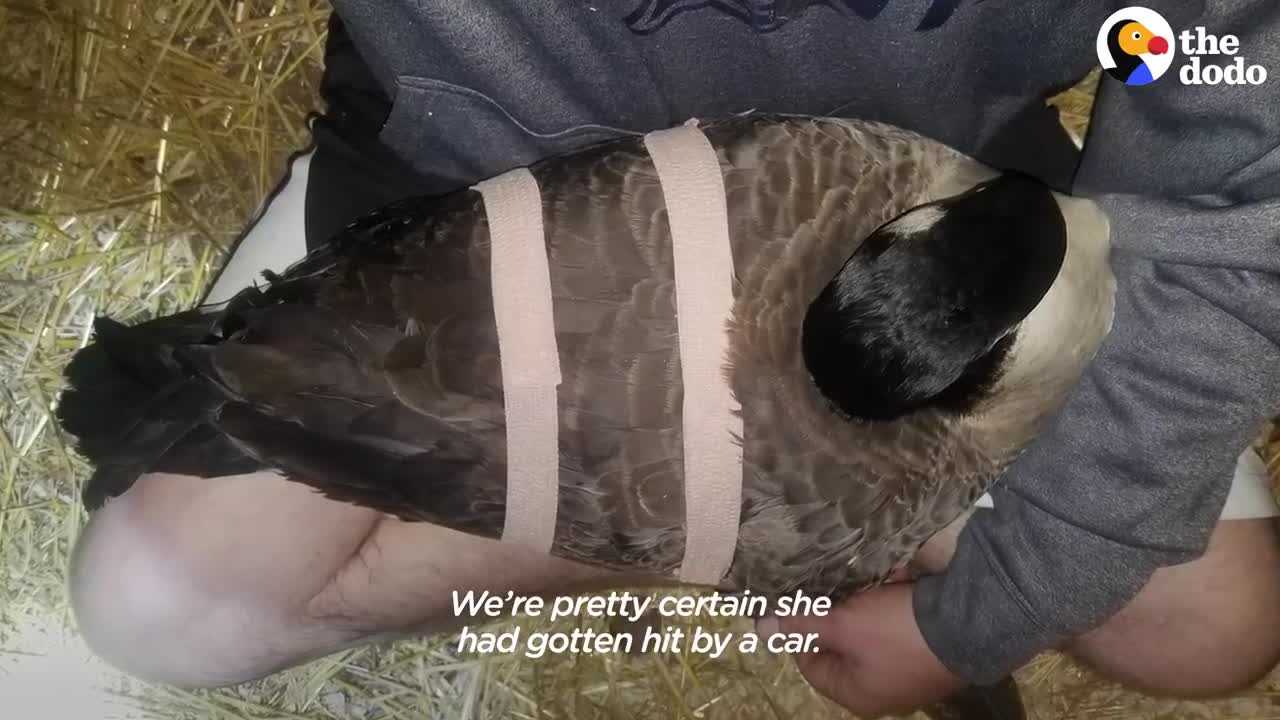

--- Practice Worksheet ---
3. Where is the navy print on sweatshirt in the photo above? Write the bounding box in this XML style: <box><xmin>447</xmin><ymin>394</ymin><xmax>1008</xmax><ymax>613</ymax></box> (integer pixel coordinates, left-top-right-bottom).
<box><xmin>624</xmin><ymin>0</ymin><xmax>976</xmax><ymax>34</ymax></box>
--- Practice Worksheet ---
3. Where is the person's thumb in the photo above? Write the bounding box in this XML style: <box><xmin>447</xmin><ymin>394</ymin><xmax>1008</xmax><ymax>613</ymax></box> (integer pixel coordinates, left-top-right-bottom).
<box><xmin>768</xmin><ymin>598</ymin><xmax>862</xmax><ymax>654</ymax></box>
<box><xmin>755</xmin><ymin>602</ymin><xmax>864</xmax><ymax>691</ymax></box>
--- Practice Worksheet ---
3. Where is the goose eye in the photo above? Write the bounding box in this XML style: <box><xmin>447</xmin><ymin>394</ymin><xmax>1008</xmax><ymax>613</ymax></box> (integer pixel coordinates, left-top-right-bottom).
<box><xmin>1132</xmin><ymin>31</ymin><xmax>1142</xmax><ymax>39</ymax></box>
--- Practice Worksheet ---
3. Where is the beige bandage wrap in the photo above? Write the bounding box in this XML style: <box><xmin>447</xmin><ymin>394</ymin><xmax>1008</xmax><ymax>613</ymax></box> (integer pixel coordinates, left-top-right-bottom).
<box><xmin>644</xmin><ymin>121</ymin><xmax>744</xmax><ymax>586</ymax></box>
<box><xmin>474</xmin><ymin>168</ymin><xmax>562</xmax><ymax>554</ymax></box>
<box><xmin>480</xmin><ymin>123</ymin><xmax>744</xmax><ymax>581</ymax></box>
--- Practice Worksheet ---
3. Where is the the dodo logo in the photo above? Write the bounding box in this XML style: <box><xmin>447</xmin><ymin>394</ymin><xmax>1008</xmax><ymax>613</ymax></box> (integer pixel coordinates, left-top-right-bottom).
<box><xmin>1097</xmin><ymin>7</ymin><xmax>1174</xmax><ymax>86</ymax></box>
<box><xmin>1097</xmin><ymin>7</ymin><xmax>1269</xmax><ymax>87</ymax></box>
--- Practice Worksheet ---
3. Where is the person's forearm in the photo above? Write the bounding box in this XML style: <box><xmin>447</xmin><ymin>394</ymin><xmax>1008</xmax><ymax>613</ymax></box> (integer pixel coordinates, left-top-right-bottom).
<box><xmin>912</xmin><ymin>0</ymin><xmax>1280</xmax><ymax>679</ymax></box>
<box><xmin>914</xmin><ymin>249</ymin><xmax>1280</xmax><ymax>683</ymax></box>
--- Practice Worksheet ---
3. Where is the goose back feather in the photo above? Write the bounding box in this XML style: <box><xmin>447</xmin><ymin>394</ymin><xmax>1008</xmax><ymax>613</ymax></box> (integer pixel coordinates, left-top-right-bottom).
<box><xmin>59</xmin><ymin>114</ymin><xmax>1114</xmax><ymax>599</ymax></box>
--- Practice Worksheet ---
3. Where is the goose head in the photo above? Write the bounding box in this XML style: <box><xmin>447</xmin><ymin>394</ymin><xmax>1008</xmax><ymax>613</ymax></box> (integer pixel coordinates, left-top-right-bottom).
<box><xmin>801</xmin><ymin>172</ymin><xmax>1110</xmax><ymax>425</ymax></box>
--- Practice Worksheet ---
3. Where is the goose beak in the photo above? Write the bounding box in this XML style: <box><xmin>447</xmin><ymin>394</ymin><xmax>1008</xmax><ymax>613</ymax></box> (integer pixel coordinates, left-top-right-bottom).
<box><xmin>1147</xmin><ymin>36</ymin><xmax>1169</xmax><ymax>54</ymax></box>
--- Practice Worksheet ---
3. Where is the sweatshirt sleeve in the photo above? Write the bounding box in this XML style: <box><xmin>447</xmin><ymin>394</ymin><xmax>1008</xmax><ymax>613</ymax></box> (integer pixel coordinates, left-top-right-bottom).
<box><xmin>913</xmin><ymin>4</ymin><xmax>1280</xmax><ymax>684</ymax></box>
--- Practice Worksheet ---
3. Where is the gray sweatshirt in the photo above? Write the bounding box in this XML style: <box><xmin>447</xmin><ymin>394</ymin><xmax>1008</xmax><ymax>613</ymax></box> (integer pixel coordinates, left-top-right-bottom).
<box><xmin>325</xmin><ymin>0</ymin><xmax>1280</xmax><ymax>682</ymax></box>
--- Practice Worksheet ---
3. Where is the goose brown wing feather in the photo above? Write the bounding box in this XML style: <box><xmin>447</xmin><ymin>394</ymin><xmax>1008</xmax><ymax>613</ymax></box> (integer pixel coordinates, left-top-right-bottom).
<box><xmin>67</xmin><ymin>116</ymin><xmax>1029</xmax><ymax>592</ymax></box>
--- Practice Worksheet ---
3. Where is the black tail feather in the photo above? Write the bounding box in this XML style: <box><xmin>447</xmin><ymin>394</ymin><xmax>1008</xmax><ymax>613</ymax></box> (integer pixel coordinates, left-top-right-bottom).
<box><xmin>75</xmin><ymin>379</ymin><xmax>222</xmax><ymax>510</ymax></box>
<box><xmin>213</xmin><ymin>402</ymin><xmax>503</xmax><ymax>536</ymax></box>
<box><xmin>57</xmin><ymin>311</ymin><xmax>258</xmax><ymax>510</ymax></box>
<box><xmin>59</xmin><ymin>315</ymin><xmax>198</xmax><ymax>457</ymax></box>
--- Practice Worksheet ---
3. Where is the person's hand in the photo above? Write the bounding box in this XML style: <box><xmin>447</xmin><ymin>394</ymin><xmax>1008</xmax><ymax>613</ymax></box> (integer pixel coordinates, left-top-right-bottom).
<box><xmin>757</xmin><ymin>582</ymin><xmax>965</xmax><ymax>718</ymax></box>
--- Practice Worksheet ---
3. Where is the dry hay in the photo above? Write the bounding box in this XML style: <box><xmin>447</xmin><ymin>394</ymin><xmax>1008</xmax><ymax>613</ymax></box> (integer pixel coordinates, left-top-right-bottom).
<box><xmin>1</xmin><ymin>3</ymin><xmax>1277</xmax><ymax>719</ymax></box>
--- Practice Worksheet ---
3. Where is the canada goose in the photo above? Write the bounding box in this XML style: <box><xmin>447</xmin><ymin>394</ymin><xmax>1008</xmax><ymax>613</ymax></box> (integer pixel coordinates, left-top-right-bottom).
<box><xmin>58</xmin><ymin>113</ymin><xmax>1113</xmax><ymax>600</ymax></box>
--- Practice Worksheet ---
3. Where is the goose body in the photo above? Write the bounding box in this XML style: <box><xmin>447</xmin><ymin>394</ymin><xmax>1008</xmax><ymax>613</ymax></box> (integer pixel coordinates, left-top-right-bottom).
<box><xmin>59</xmin><ymin>114</ymin><xmax>1114</xmax><ymax>600</ymax></box>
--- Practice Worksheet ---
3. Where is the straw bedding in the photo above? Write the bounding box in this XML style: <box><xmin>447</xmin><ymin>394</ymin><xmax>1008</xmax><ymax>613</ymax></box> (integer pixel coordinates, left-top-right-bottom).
<box><xmin>2</xmin><ymin>2</ymin><xmax>1277</xmax><ymax>718</ymax></box>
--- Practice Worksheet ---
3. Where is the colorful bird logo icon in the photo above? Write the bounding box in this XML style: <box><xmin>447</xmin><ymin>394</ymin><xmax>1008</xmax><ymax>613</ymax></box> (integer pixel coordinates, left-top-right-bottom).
<box><xmin>1097</xmin><ymin>8</ymin><xmax>1177</xmax><ymax>86</ymax></box>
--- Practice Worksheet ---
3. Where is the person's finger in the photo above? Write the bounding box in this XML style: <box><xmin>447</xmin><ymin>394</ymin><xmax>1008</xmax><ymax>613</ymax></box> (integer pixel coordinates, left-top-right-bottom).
<box><xmin>754</xmin><ymin>602</ymin><xmax>849</xmax><ymax>644</ymax></box>
<box><xmin>790</xmin><ymin>645</ymin><xmax>861</xmax><ymax>702</ymax></box>
<box><xmin>884</xmin><ymin>565</ymin><xmax>914</xmax><ymax>583</ymax></box>
<box><xmin>754</xmin><ymin>605</ymin><xmax>860</xmax><ymax>687</ymax></box>
<box><xmin>753</xmin><ymin>614</ymin><xmax>779</xmax><ymax>639</ymax></box>
<box><xmin>772</xmin><ymin>591</ymin><xmax>876</xmax><ymax>656</ymax></box>
<box><xmin>793</xmin><ymin>647</ymin><xmax>904</xmax><ymax>719</ymax></box>
<box><xmin>757</xmin><ymin>595</ymin><xmax>909</xmax><ymax>717</ymax></box>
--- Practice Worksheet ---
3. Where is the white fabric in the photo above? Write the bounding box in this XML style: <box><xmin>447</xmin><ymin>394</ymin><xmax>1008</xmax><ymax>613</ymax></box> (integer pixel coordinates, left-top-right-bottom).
<box><xmin>643</xmin><ymin>121</ymin><xmax>744</xmax><ymax>586</ymax></box>
<box><xmin>473</xmin><ymin>169</ymin><xmax>563</xmax><ymax>553</ymax></box>
<box><xmin>975</xmin><ymin>448</ymin><xmax>1278</xmax><ymax>519</ymax></box>
<box><xmin>204</xmin><ymin>151</ymin><xmax>313</xmax><ymax>305</ymax></box>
